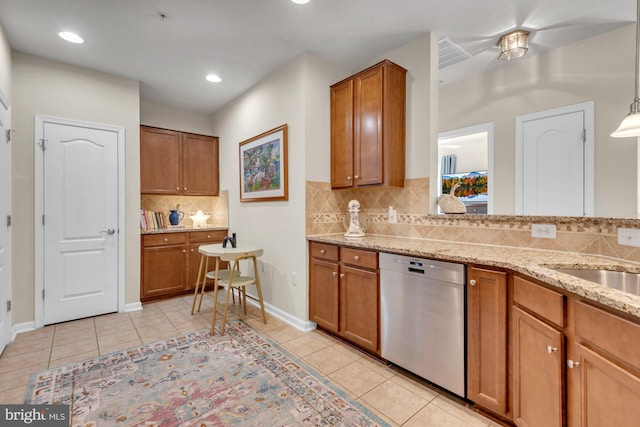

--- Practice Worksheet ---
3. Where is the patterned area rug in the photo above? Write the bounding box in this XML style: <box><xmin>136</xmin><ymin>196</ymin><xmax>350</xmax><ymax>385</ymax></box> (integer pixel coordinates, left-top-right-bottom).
<box><xmin>25</xmin><ymin>321</ymin><xmax>387</xmax><ymax>426</ymax></box>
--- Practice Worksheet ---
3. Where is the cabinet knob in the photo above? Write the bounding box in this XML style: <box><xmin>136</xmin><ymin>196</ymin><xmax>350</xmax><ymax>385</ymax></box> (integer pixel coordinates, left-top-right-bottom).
<box><xmin>190</xmin><ymin>248</ymin><xmax>194</xmax><ymax>252</ymax></box>
<box><xmin>164</xmin><ymin>238</ymin><xmax>168</xmax><ymax>242</ymax></box>
<box><xmin>332</xmin><ymin>271</ymin><xmax>337</xmax><ymax>277</ymax></box>
<box><xmin>347</xmin><ymin>176</ymin><xmax>352</xmax><ymax>180</ymax></box>
<box><xmin>354</xmin><ymin>255</ymin><xmax>360</xmax><ymax>261</ymax></box>
<box><xmin>567</xmin><ymin>359</ymin><xmax>580</xmax><ymax>369</ymax></box>
<box><xmin>184</xmin><ymin>187</ymin><xmax>187</xmax><ymax>191</ymax></box>
<box><xmin>207</xmin><ymin>235</ymin><xmax>211</xmax><ymax>239</ymax></box>
<box><xmin>546</xmin><ymin>346</ymin><xmax>558</xmax><ymax>354</ymax></box>
<box><xmin>176</xmin><ymin>187</ymin><xmax>180</xmax><ymax>191</ymax></box>
<box><xmin>469</xmin><ymin>279</ymin><xmax>477</xmax><ymax>286</ymax></box>
<box><xmin>354</xmin><ymin>175</ymin><xmax>359</xmax><ymax>179</ymax></box>
<box><xmin>182</xmin><ymin>249</ymin><xmax>186</xmax><ymax>253</ymax></box>
<box><xmin>320</xmin><ymin>249</ymin><xmax>326</xmax><ymax>254</ymax></box>
<box><xmin>340</xmin><ymin>273</ymin><xmax>345</xmax><ymax>278</ymax></box>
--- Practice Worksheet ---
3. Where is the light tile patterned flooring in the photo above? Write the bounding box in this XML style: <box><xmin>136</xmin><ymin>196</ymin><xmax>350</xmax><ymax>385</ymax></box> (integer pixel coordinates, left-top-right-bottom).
<box><xmin>0</xmin><ymin>292</ymin><xmax>499</xmax><ymax>427</ymax></box>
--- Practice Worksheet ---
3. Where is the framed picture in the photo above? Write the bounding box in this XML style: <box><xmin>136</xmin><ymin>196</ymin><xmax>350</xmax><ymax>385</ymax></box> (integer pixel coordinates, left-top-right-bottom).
<box><xmin>239</xmin><ymin>124</ymin><xmax>288</xmax><ymax>202</ymax></box>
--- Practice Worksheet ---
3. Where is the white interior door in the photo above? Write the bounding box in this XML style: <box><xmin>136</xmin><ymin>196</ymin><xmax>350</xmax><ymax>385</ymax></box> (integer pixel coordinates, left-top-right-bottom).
<box><xmin>516</xmin><ymin>102</ymin><xmax>594</xmax><ymax>216</ymax></box>
<box><xmin>0</xmin><ymin>91</ymin><xmax>11</xmax><ymax>354</ymax></box>
<box><xmin>39</xmin><ymin>119</ymin><xmax>119</xmax><ymax>325</ymax></box>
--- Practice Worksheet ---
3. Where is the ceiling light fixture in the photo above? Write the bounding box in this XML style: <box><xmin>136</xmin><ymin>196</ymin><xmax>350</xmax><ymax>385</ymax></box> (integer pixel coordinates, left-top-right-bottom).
<box><xmin>206</xmin><ymin>74</ymin><xmax>222</xmax><ymax>83</ymax></box>
<box><xmin>612</xmin><ymin>0</ymin><xmax>640</xmax><ymax>138</ymax></box>
<box><xmin>291</xmin><ymin>0</ymin><xmax>311</xmax><ymax>4</ymax></box>
<box><xmin>58</xmin><ymin>31</ymin><xmax>84</xmax><ymax>44</ymax></box>
<box><xmin>497</xmin><ymin>30</ymin><xmax>529</xmax><ymax>61</ymax></box>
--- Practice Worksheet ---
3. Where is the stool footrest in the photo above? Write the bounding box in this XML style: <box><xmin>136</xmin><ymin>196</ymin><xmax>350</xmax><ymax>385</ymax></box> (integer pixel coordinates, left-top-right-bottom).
<box><xmin>219</xmin><ymin>276</ymin><xmax>256</xmax><ymax>288</ymax></box>
<box><xmin>205</xmin><ymin>269</ymin><xmax>233</xmax><ymax>280</ymax></box>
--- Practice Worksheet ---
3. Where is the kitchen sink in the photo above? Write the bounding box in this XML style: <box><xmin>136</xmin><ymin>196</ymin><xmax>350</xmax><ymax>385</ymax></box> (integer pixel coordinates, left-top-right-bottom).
<box><xmin>552</xmin><ymin>268</ymin><xmax>640</xmax><ymax>297</ymax></box>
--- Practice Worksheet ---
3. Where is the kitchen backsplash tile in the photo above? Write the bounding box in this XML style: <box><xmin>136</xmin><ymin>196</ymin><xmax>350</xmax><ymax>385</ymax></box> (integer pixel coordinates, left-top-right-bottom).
<box><xmin>141</xmin><ymin>191</ymin><xmax>229</xmax><ymax>228</ymax></box>
<box><xmin>306</xmin><ymin>179</ymin><xmax>640</xmax><ymax>263</ymax></box>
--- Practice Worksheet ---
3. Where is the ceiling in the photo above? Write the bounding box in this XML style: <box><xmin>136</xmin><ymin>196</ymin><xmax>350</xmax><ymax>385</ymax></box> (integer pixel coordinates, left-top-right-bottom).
<box><xmin>0</xmin><ymin>0</ymin><xmax>635</xmax><ymax>113</ymax></box>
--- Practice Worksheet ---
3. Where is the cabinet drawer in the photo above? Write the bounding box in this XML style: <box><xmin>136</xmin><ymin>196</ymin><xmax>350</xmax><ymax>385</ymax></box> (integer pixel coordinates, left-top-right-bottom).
<box><xmin>189</xmin><ymin>230</ymin><xmax>227</xmax><ymax>243</ymax></box>
<box><xmin>514</xmin><ymin>276</ymin><xmax>564</xmax><ymax>327</ymax></box>
<box><xmin>340</xmin><ymin>247</ymin><xmax>377</xmax><ymax>269</ymax></box>
<box><xmin>143</xmin><ymin>233</ymin><xmax>187</xmax><ymax>247</ymax></box>
<box><xmin>574</xmin><ymin>300</ymin><xmax>640</xmax><ymax>370</ymax></box>
<box><xmin>310</xmin><ymin>242</ymin><xmax>339</xmax><ymax>261</ymax></box>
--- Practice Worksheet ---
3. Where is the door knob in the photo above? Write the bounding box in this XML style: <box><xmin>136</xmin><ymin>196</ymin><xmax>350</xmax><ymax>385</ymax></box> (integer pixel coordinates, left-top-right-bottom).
<box><xmin>100</xmin><ymin>228</ymin><xmax>115</xmax><ymax>235</ymax></box>
<box><xmin>567</xmin><ymin>359</ymin><xmax>580</xmax><ymax>369</ymax></box>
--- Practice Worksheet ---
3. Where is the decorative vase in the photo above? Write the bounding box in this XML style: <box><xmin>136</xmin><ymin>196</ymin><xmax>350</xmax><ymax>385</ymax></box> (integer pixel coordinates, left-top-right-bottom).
<box><xmin>169</xmin><ymin>210</ymin><xmax>184</xmax><ymax>225</ymax></box>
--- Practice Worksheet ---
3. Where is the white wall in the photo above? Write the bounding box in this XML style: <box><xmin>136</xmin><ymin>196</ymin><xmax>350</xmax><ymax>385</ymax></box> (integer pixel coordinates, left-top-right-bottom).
<box><xmin>0</xmin><ymin>23</ymin><xmax>10</xmax><ymax>100</ymax></box>
<box><xmin>212</xmin><ymin>53</ymin><xmax>343</xmax><ymax>323</ymax></box>
<box><xmin>11</xmin><ymin>52</ymin><xmax>141</xmax><ymax>323</ymax></box>
<box><xmin>440</xmin><ymin>24</ymin><xmax>637</xmax><ymax>217</ymax></box>
<box><xmin>140</xmin><ymin>100</ymin><xmax>214</xmax><ymax>136</ymax></box>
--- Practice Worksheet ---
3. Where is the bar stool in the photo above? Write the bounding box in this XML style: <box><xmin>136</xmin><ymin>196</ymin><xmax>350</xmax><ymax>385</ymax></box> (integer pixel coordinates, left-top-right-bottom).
<box><xmin>213</xmin><ymin>250</ymin><xmax>267</xmax><ymax>335</ymax></box>
<box><xmin>190</xmin><ymin>254</ymin><xmax>239</xmax><ymax>315</ymax></box>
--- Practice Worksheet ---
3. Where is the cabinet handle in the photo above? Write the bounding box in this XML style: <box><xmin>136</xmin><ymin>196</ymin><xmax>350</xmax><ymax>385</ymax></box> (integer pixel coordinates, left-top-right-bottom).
<box><xmin>567</xmin><ymin>359</ymin><xmax>580</xmax><ymax>369</ymax></box>
<box><xmin>164</xmin><ymin>238</ymin><xmax>168</xmax><ymax>242</ymax></box>
<box><xmin>469</xmin><ymin>279</ymin><xmax>476</xmax><ymax>286</ymax></box>
<box><xmin>546</xmin><ymin>346</ymin><xmax>558</xmax><ymax>354</ymax></box>
<box><xmin>340</xmin><ymin>273</ymin><xmax>345</xmax><ymax>278</ymax></box>
<box><xmin>354</xmin><ymin>255</ymin><xmax>360</xmax><ymax>261</ymax></box>
<box><xmin>320</xmin><ymin>249</ymin><xmax>326</xmax><ymax>254</ymax></box>
<box><xmin>332</xmin><ymin>271</ymin><xmax>337</xmax><ymax>277</ymax></box>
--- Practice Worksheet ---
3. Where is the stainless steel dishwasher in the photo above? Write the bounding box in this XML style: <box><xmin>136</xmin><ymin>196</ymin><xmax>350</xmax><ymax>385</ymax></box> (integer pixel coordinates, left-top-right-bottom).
<box><xmin>380</xmin><ymin>252</ymin><xmax>466</xmax><ymax>397</ymax></box>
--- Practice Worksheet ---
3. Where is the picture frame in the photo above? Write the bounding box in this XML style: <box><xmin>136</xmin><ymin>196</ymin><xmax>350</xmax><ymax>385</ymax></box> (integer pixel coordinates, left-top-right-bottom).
<box><xmin>239</xmin><ymin>124</ymin><xmax>288</xmax><ymax>202</ymax></box>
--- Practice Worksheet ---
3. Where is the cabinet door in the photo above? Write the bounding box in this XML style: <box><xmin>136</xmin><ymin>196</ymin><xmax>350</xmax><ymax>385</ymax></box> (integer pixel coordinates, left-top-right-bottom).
<box><xmin>188</xmin><ymin>231</ymin><xmax>227</xmax><ymax>290</ymax></box>
<box><xmin>140</xmin><ymin>126</ymin><xmax>182</xmax><ymax>194</ymax></box>
<box><xmin>340</xmin><ymin>264</ymin><xmax>379</xmax><ymax>353</ymax></box>
<box><xmin>353</xmin><ymin>65</ymin><xmax>384</xmax><ymax>187</ymax></box>
<box><xmin>142</xmin><ymin>245</ymin><xmax>187</xmax><ymax>300</ymax></box>
<box><xmin>567</xmin><ymin>342</ymin><xmax>640</xmax><ymax>427</ymax></box>
<box><xmin>330</xmin><ymin>79</ymin><xmax>354</xmax><ymax>188</ymax></box>
<box><xmin>513</xmin><ymin>307</ymin><xmax>564</xmax><ymax>427</ymax></box>
<box><xmin>467</xmin><ymin>267</ymin><xmax>509</xmax><ymax>416</ymax></box>
<box><xmin>309</xmin><ymin>258</ymin><xmax>340</xmax><ymax>333</ymax></box>
<box><xmin>182</xmin><ymin>133</ymin><xmax>219</xmax><ymax>195</ymax></box>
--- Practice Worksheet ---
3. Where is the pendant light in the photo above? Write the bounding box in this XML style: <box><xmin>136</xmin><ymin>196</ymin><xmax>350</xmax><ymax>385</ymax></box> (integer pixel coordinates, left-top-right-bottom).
<box><xmin>612</xmin><ymin>0</ymin><xmax>640</xmax><ymax>137</ymax></box>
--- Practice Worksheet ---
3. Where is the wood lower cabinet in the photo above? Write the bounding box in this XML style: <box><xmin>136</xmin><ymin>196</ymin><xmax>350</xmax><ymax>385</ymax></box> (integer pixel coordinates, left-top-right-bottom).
<box><xmin>512</xmin><ymin>276</ymin><xmax>565</xmax><ymax>427</ymax></box>
<box><xmin>330</xmin><ymin>60</ymin><xmax>406</xmax><ymax>189</ymax></box>
<box><xmin>467</xmin><ymin>266</ymin><xmax>509</xmax><ymax>418</ymax></box>
<box><xmin>309</xmin><ymin>241</ymin><xmax>379</xmax><ymax>354</ymax></box>
<box><xmin>141</xmin><ymin>230</ymin><xmax>227</xmax><ymax>302</ymax></box>
<box><xmin>567</xmin><ymin>300</ymin><xmax>640</xmax><ymax>427</ymax></box>
<box><xmin>512</xmin><ymin>307</ymin><xmax>564</xmax><ymax>427</ymax></box>
<box><xmin>141</xmin><ymin>233</ymin><xmax>188</xmax><ymax>300</ymax></box>
<box><xmin>141</xmin><ymin>125</ymin><xmax>219</xmax><ymax>195</ymax></box>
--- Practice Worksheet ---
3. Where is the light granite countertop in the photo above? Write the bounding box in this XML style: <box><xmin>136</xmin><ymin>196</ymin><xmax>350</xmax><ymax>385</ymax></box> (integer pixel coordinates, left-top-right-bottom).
<box><xmin>308</xmin><ymin>233</ymin><xmax>640</xmax><ymax>319</ymax></box>
<box><xmin>141</xmin><ymin>226</ymin><xmax>228</xmax><ymax>235</ymax></box>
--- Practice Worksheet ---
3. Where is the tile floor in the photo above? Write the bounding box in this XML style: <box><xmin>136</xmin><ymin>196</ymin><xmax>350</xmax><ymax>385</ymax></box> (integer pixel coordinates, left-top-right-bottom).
<box><xmin>0</xmin><ymin>291</ymin><xmax>499</xmax><ymax>427</ymax></box>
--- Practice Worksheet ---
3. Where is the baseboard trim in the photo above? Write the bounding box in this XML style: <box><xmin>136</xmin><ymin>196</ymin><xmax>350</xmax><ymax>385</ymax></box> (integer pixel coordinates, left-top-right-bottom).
<box><xmin>11</xmin><ymin>321</ymin><xmax>36</xmax><ymax>341</ymax></box>
<box><xmin>124</xmin><ymin>302</ymin><xmax>143</xmax><ymax>312</ymax></box>
<box><xmin>245</xmin><ymin>298</ymin><xmax>316</xmax><ymax>332</ymax></box>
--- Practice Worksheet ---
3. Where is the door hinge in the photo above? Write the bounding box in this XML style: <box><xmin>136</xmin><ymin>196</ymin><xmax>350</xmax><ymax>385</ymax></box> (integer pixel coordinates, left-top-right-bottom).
<box><xmin>38</xmin><ymin>138</ymin><xmax>46</xmax><ymax>151</ymax></box>
<box><xmin>42</xmin><ymin>289</ymin><xmax>45</xmax><ymax>300</ymax></box>
<box><xmin>582</xmin><ymin>128</ymin><xmax>587</xmax><ymax>143</ymax></box>
<box><xmin>6</xmin><ymin>300</ymin><xmax>10</xmax><ymax>313</ymax></box>
<box><xmin>42</xmin><ymin>214</ymin><xmax>45</xmax><ymax>226</ymax></box>
<box><xmin>5</xmin><ymin>129</ymin><xmax>12</xmax><ymax>144</ymax></box>
<box><xmin>6</xmin><ymin>215</ymin><xmax>10</xmax><ymax>227</ymax></box>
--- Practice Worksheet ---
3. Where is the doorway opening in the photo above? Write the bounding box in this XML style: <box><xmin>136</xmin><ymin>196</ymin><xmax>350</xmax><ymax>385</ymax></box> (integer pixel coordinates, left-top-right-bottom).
<box><xmin>438</xmin><ymin>122</ymin><xmax>494</xmax><ymax>214</ymax></box>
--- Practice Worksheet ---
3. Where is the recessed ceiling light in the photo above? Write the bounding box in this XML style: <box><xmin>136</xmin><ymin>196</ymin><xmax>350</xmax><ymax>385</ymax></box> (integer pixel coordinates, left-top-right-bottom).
<box><xmin>291</xmin><ymin>0</ymin><xmax>311</xmax><ymax>4</ymax></box>
<box><xmin>58</xmin><ymin>31</ymin><xmax>84</xmax><ymax>44</ymax></box>
<box><xmin>206</xmin><ymin>74</ymin><xmax>222</xmax><ymax>83</ymax></box>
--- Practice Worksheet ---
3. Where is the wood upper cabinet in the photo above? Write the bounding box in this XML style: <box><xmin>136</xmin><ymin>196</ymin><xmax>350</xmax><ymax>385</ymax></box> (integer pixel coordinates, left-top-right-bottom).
<box><xmin>467</xmin><ymin>266</ymin><xmax>509</xmax><ymax>418</ymax></box>
<box><xmin>330</xmin><ymin>60</ymin><xmax>406</xmax><ymax>189</ymax></box>
<box><xmin>308</xmin><ymin>242</ymin><xmax>379</xmax><ymax>354</ymax></box>
<box><xmin>512</xmin><ymin>276</ymin><xmax>566</xmax><ymax>427</ymax></box>
<box><xmin>140</xmin><ymin>125</ymin><xmax>219</xmax><ymax>195</ymax></box>
<box><xmin>567</xmin><ymin>300</ymin><xmax>640</xmax><ymax>427</ymax></box>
